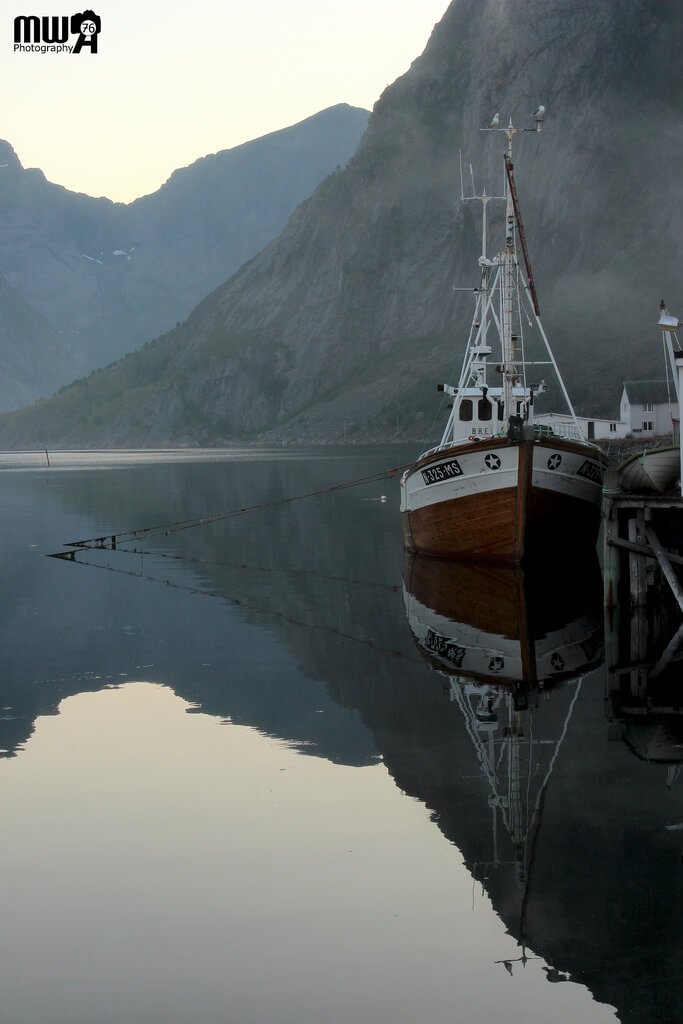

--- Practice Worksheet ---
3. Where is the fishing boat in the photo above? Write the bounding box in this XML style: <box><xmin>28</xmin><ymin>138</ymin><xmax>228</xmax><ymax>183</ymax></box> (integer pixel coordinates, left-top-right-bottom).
<box><xmin>400</xmin><ymin>112</ymin><xmax>605</xmax><ymax>562</ymax></box>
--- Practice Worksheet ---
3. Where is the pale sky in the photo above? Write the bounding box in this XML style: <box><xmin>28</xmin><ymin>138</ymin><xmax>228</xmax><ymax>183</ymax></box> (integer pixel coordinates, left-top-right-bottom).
<box><xmin>3</xmin><ymin>0</ymin><xmax>450</xmax><ymax>203</ymax></box>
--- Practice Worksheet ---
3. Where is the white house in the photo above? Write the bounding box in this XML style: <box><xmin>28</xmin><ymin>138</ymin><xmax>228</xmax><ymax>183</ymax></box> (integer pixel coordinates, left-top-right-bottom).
<box><xmin>620</xmin><ymin>380</ymin><xmax>679</xmax><ymax>438</ymax></box>
<box><xmin>534</xmin><ymin>413</ymin><xmax>628</xmax><ymax>440</ymax></box>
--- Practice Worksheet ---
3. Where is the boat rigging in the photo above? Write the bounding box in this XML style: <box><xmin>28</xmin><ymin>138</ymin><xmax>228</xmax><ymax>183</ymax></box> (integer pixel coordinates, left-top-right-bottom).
<box><xmin>400</xmin><ymin>109</ymin><xmax>606</xmax><ymax>562</ymax></box>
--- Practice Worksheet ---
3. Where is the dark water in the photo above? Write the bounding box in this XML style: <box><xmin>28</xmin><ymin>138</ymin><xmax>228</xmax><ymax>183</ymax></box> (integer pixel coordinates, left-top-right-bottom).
<box><xmin>0</xmin><ymin>448</ymin><xmax>681</xmax><ymax>1024</ymax></box>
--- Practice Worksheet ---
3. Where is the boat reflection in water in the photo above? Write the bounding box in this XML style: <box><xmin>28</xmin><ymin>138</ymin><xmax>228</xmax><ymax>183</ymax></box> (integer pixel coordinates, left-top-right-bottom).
<box><xmin>402</xmin><ymin>552</ymin><xmax>604</xmax><ymax>963</ymax></box>
<box><xmin>403</xmin><ymin>552</ymin><xmax>604</xmax><ymax>695</ymax></box>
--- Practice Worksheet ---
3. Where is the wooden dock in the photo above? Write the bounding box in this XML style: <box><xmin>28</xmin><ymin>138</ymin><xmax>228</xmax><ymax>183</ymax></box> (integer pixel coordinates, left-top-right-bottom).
<box><xmin>602</xmin><ymin>470</ymin><xmax>683</xmax><ymax>613</ymax></box>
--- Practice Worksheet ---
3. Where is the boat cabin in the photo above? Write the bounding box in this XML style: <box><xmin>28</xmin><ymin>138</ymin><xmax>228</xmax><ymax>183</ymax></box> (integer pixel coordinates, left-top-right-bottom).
<box><xmin>438</xmin><ymin>385</ymin><xmax>533</xmax><ymax>443</ymax></box>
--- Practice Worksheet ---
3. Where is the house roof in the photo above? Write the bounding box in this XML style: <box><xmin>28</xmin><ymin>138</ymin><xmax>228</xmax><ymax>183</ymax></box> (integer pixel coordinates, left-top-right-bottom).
<box><xmin>622</xmin><ymin>380</ymin><xmax>675</xmax><ymax>405</ymax></box>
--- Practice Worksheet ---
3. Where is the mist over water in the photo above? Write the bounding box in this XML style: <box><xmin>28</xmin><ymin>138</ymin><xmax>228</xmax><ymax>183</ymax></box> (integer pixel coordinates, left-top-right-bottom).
<box><xmin>0</xmin><ymin>448</ymin><xmax>680</xmax><ymax>1023</ymax></box>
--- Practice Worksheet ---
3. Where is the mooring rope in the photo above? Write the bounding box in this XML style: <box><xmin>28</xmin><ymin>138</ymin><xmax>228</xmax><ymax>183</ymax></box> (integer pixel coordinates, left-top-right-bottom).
<box><xmin>50</xmin><ymin>547</ymin><xmax>422</xmax><ymax>666</ymax></box>
<box><xmin>63</xmin><ymin>463</ymin><xmax>411</xmax><ymax>551</ymax></box>
<box><xmin>75</xmin><ymin>546</ymin><xmax>402</xmax><ymax>593</ymax></box>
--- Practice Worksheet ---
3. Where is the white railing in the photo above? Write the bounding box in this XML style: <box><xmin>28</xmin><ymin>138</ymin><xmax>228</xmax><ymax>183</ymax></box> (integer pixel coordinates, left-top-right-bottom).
<box><xmin>534</xmin><ymin>421</ymin><xmax>583</xmax><ymax>441</ymax></box>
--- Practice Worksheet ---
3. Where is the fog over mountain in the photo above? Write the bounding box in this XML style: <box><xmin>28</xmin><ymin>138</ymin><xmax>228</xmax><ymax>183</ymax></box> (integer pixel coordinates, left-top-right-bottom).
<box><xmin>0</xmin><ymin>0</ymin><xmax>681</xmax><ymax>447</ymax></box>
<box><xmin>0</xmin><ymin>104</ymin><xmax>368</xmax><ymax>412</ymax></box>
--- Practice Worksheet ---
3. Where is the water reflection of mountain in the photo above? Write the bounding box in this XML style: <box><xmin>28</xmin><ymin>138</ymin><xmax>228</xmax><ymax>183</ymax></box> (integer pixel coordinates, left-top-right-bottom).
<box><xmin>4</xmin><ymin>454</ymin><xmax>683</xmax><ymax>1023</ymax></box>
<box><xmin>1</xmin><ymin>451</ymin><xmax>414</xmax><ymax>762</ymax></box>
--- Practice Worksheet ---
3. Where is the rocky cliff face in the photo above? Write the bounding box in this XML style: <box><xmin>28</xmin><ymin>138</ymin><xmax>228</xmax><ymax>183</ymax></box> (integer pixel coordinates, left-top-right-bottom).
<box><xmin>0</xmin><ymin>271</ymin><xmax>78</xmax><ymax>410</ymax></box>
<box><xmin>0</xmin><ymin>0</ymin><xmax>681</xmax><ymax>447</ymax></box>
<box><xmin>0</xmin><ymin>104</ymin><xmax>368</xmax><ymax>412</ymax></box>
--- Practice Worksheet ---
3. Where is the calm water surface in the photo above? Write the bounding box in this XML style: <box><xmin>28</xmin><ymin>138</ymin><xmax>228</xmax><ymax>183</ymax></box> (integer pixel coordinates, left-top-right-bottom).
<box><xmin>0</xmin><ymin>448</ymin><xmax>680</xmax><ymax>1024</ymax></box>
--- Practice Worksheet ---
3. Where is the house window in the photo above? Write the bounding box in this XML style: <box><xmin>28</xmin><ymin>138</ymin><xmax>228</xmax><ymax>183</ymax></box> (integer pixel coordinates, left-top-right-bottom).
<box><xmin>643</xmin><ymin>402</ymin><xmax>653</xmax><ymax>412</ymax></box>
<box><xmin>609</xmin><ymin>423</ymin><xmax>617</xmax><ymax>433</ymax></box>
<box><xmin>642</xmin><ymin>421</ymin><xmax>654</xmax><ymax>432</ymax></box>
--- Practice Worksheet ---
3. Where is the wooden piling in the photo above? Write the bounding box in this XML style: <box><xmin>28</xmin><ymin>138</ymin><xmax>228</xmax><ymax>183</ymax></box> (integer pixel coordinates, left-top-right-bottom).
<box><xmin>645</xmin><ymin>526</ymin><xmax>683</xmax><ymax>615</ymax></box>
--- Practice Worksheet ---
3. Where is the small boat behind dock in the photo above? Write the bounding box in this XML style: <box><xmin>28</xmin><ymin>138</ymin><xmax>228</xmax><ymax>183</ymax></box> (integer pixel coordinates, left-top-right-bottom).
<box><xmin>617</xmin><ymin>444</ymin><xmax>680</xmax><ymax>494</ymax></box>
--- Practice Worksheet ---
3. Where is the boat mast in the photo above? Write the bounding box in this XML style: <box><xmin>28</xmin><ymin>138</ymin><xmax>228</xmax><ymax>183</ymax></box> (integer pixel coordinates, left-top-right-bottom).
<box><xmin>480</xmin><ymin>108</ymin><xmax>587</xmax><ymax>440</ymax></box>
<box><xmin>438</xmin><ymin>166</ymin><xmax>506</xmax><ymax>447</ymax></box>
<box><xmin>440</xmin><ymin>108</ymin><xmax>590</xmax><ymax>446</ymax></box>
<box><xmin>504</xmin><ymin>154</ymin><xmax>540</xmax><ymax>317</ymax></box>
<box><xmin>501</xmin><ymin>123</ymin><xmax>518</xmax><ymax>430</ymax></box>
<box><xmin>479</xmin><ymin>115</ymin><xmax>535</xmax><ymax>433</ymax></box>
<box><xmin>480</xmin><ymin>190</ymin><xmax>489</xmax><ymax>354</ymax></box>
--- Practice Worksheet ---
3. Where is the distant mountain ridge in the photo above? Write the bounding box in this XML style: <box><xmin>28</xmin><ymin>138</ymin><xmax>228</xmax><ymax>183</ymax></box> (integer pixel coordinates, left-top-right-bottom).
<box><xmin>0</xmin><ymin>0</ymin><xmax>682</xmax><ymax>447</ymax></box>
<box><xmin>0</xmin><ymin>104</ymin><xmax>369</xmax><ymax>411</ymax></box>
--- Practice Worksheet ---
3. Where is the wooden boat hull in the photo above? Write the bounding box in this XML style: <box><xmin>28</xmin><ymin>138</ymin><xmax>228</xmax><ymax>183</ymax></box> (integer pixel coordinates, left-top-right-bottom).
<box><xmin>400</xmin><ymin>436</ymin><xmax>604</xmax><ymax>563</ymax></box>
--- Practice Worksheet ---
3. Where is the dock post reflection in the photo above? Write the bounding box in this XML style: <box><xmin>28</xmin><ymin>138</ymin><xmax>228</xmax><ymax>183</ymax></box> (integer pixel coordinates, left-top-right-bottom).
<box><xmin>602</xmin><ymin>487</ymin><xmax>683</xmax><ymax>766</ymax></box>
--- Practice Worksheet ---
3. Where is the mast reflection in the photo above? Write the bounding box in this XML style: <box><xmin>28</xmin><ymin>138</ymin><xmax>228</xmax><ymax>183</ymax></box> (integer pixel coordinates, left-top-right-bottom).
<box><xmin>402</xmin><ymin>552</ymin><xmax>604</xmax><ymax>967</ymax></box>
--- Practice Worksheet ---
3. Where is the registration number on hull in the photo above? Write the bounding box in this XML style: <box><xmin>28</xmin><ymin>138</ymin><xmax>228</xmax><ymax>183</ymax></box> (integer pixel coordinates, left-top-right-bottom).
<box><xmin>576</xmin><ymin>459</ymin><xmax>602</xmax><ymax>484</ymax></box>
<box><xmin>421</xmin><ymin>459</ymin><xmax>463</xmax><ymax>485</ymax></box>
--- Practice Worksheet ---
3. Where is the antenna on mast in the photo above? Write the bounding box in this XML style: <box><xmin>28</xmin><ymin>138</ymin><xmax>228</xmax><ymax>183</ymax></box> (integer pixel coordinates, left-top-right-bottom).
<box><xmin>478</xmin><ymin>107</ymin><xmax>547</xmax><ymax>313</ymax></box>
<box><xmin>480</xmin><ymin>105</ymin><xmax>547</xmax><ymax>137</ymax></box>
<box><xmin>531</xmin><ymin>105</ymin><xmax>546</xmax><ymax>131</ymax></box>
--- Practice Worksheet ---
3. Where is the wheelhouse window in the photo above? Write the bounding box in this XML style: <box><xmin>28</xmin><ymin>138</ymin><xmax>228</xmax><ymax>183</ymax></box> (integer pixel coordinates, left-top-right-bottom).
<box><xmin>497</xmin><ymin>402</ymin><xmax>504</xmax><ymax>421</ymax></box>
<box><xmin>459</xmin><ymin>399</ymin><xmax>473</xmax><ymax>422</ymax></box>
<box><xmin>478</xmin><ymin>398</ymin><xmax>492</xmax><ymax>421</ymax></box>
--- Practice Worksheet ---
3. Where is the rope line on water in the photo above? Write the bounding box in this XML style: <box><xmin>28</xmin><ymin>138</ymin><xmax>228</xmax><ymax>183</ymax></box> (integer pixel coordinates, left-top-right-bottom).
<box><xmin>77</xmin><ymin>545</ymin><xmax>401</xmax><ymax>593</ymax></box>
<box><xmin>49</xmin><ymin>549</ymin><xmax>422</xmax><ymax>666</ymax></box>
<box><xmin>64</xmin><ymin>463</ymin><xmax>411</xmax><ymax>551</ymax></box>
<box><xmin>46</xmin><ymin>461</ymin><xmax>419</xmax><ymax>665</ymax></box>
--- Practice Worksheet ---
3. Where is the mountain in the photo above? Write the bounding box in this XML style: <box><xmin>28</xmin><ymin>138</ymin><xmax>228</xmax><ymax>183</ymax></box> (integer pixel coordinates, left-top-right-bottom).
<box><xmin>0</xmin><ymin>104</ymin><xmax>369</xmax><ymax>411</ymax></box>
<box><xmin>0</xmin><ymin>271</ymin><xmax>79</xmax><ymax>411</ymax></box>
<box><xmin>0</xmin><ymin>0</ymin><xmax>681</xmax><ymax>447</ymax></box>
